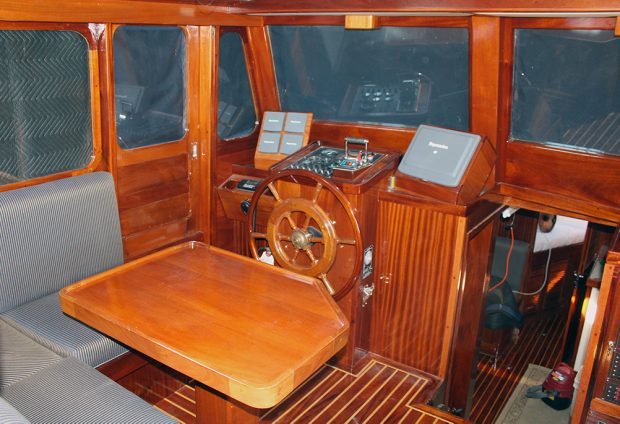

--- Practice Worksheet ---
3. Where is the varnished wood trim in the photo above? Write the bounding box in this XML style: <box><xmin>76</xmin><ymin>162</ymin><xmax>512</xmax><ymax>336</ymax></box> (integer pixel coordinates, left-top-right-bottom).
<box><xmin>470</xmin><ymin>15</ymin><xmax>500</xmax><ymax>147</ymax></box>
<box><xmin>0</xmin><ymin>0</ymin><xmax>262</xmax><ymax>26</ymax></box>
<box><xmin>441</xmin><ymin>216</ymin><xmax>467</xmax><ymax>378</ymax></box>
<box><xmin>246</xmin><ymin>26</ymin><xmax>280</xmax><ymax>112</ymax></box>
<box><xmin>195</xmin><ymin>26</ymin><xmax>215</xmax><ymax>242</ymax></box>
<box><xmin>215</xmin><ymin>27</ymin><xmax>260</xmax><ymax>145</ymax></box>
<box><xmin>213</xmin><ymin>0</ymin><xmax>620</xmax><ymax>13</ymax></box>
<box><xmin>310</xmin><ymin>121</ymin><xmax>415</xmax><ymax>153</ymax></box>
<box><xmin>616</xmin><ymin>16</ymin><xmax>620</xmax><ymax>35</ymax></box>
<box><xmin>185</xmin><ymin>25</ymin><xmax>202</xmax><ymax>237</ymax></box>
<box><xmin>489</xmin><ymin>184</ymin><xmax>620</xmax><ymax>226</ymax></box>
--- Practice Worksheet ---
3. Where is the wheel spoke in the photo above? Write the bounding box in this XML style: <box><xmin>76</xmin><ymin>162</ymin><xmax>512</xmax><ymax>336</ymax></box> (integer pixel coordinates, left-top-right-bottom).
<box><xmin>251</xmin><ymin>232</ymin><xmax>267</xmax><ymax>239</ymax></box>
<box><xmin>304</xmin><ymin>246</ymin><xmax>318</xmax><ymax>264</ymax></box>
<box><xmin>308</xmin><ymin>236</ymin><xmax>324</xmax><ymax>244</ymax></box>
<box><xmin>302</xmin><ymin>214</ymin><xmax>311</xmax><ymax>229</ymax></box>
<box><xmin>291</xmin><ymin>249</ymin><xmax>300</xmax><ymax>263</ymax></box>
<box><xmin>284</xmin><ymin>213</ymin><xmax>298</xmax><ymax>230</ymax></box>
<box><xmin>277</xmin><ymin>234</ymin><xmax>291</xmax><ymax>242</ymax></box>
<box><xmin>318</xmin><ymin>273</ymin><xmax>335</xmax><ymax>295</ymax></box>
<box><xmin>312</xmin><ymin>182</ymin><xmax>323</xmax><ymax>204</ymax></box>
<box><xmin>337</xmin><ymin>237</ymin><xmax>357</xmax><ymax>245</ymax></box>
<box><xmin>267</xmin><ymin>182</ymin><xmax>282</xmax><ymax>203</ymax></box>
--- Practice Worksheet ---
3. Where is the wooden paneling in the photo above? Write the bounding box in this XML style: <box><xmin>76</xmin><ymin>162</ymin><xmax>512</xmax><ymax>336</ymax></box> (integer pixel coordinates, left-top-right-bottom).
<box><xmin>445</xmin><ymin>220</ymin><xmax>495</xmax><ymax>416</ymax></box>
<box><xmin>504</xmin><ymin>142</ymin><xmax>620</xmax><ymax>210</ymax></box>
<box><xmin>369</xmin><ymin>199</ymin><xmax>462</xmax><ymax>375</ymax></box>
<box><xmin>0</xmin><ymin>0</ymin><xmax>262</xmax><ymax>26</ymax></box>
<box><xmin>117</xmin><ymin>154</ymin><xmax>188</xmax><ymax>196</ymax></box>
<box><xmin>519</xmin><ymin>243</ymin><xmax>581</xmax><ymax>316</ymax></box>
<box><xmin>246</xmin><ymin>26</ymin><xmax>280</xmax><ymax>113</ymax></box>
<box><xmin>310</xmin><ymin>122</ymin><xmax>415</xmax><ymax>154</ymax></box>
<box><xmin>123</xmin><ymin>218</ymin><xmax>190</xmax><ymax>259</ymax></box>
<box><xmin>207</xmin><ymin>0</ymin><xmax>620</xmax><ymax>13</ymax></box>
<box><xmin>120</xmin><ymin>194</ymin><xmax>189</xmax><ymax>234</ymax></box>
<box><xmin>471</xmin><ymin>16</ymin><xmax>501</xmax><ymax>147</ymax></box>
<box><xmin>116</xmin><ymin>154</ymin><xmax>190</xmax><ymax>257</ymax></box>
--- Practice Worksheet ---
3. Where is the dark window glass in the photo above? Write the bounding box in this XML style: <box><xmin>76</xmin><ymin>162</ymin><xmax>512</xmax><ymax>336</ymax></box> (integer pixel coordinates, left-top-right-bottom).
<box><xmin>114</xmin><ymin>26</ymin><xmax>186</xmax><ymax>149</ymax></box>
<box><xmin>217</xmin><ymin>32</ymin><xmax>257</xmax><ymax>140</ymax></box>
<box><xmin>0</xmin><ymin>30</ymin><xmax>92</xmax><ymax>185</ymax></box>
<box><xmin>511</xmin><ymin>29</ymin><xmax>620</xmax><ymax>156</ymax></box>
<box><xmin>269</xmin><ymin>26</ymin><xmax>469</xmax><ymax>130</ymax></box>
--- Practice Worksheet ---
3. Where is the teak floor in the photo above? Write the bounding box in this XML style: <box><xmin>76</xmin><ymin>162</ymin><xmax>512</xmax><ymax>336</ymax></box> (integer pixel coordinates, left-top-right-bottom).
<box><xmin>147</xmin><ymin>354</ymin><xmax>446</xmax><ymax>424</ymax></box>
<box><xmin>469</xmin><ymin>312</ymin><xmax>566</xmax><ymax>424</ymax></box>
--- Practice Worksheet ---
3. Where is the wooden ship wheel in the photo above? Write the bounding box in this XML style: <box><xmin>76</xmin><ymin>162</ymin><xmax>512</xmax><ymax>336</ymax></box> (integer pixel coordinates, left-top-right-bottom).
<box><xmin>247</xmin><ymin>169</ymin><xmax>362</xmax><ymax>300</ymax></box>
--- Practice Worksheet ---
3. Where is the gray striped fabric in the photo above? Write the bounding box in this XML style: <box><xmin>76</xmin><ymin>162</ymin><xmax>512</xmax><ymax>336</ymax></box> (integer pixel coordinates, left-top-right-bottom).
<box><xmin>1</xmin><ymin>357</ymin><xmax>178</xmax><ymax>424</ymax></box>
<box><xmin>1</xmin><ymin>294</ymin><xmax>127</xmax><ymax>368</ymax></box>
<box><xmin>0</xmin><ymin>172</ymin><xmax>123</xmax><ymax>313</ymax></box>
<box><xmin>0</xmin><ymin>397</ymin><xmax>30</xmax><ymax>424</ymax></box>
<box><xmin>0</xmin><ymin>321</ymin><xmax>62</xmax><ymax>390</ymax></box>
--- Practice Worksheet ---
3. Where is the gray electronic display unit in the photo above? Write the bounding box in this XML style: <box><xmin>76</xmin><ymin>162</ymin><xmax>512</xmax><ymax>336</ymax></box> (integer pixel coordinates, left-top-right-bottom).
<box><xmin>398</xmin><ymin>125</ymin><xmax>481</xmax><ymax>187</ymax></box>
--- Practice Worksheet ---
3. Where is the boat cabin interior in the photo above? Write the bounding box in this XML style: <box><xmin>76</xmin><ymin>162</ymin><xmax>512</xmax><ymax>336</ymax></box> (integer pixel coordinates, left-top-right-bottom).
<box><xmin>1</xmin><ymin>1</ymin><xmax>620</xmax><ymax>423</ymax></box>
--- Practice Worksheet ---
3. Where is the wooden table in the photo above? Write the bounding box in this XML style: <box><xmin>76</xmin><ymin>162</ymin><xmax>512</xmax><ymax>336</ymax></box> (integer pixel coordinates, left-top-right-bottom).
<box><xmin>60</xmin><ymin>242</ymin><xmax>349</xmax><ymax>423</ymax></box>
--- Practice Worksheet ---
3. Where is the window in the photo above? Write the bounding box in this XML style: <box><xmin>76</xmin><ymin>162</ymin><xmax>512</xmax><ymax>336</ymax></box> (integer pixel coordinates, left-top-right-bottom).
<box><xmin>114</xmin><ymin>26</ymin><xmax>186</xmax><ymax>149</ymax></box>
<box><xmin>269</xmin><ymin>25</ymin><xmax>470</xmax><ymax>130</ymax></box>
<box><xmin>0</xmin><ymin>30</ymin><xmax>92</xmax><ymax>185</ymax></box>
<box><xmin>511</xmin><ymin>29</ymin><xmax>620</xmax><ymax>156</ymax></box>
<box><xmin>217</xmin><ymin>31</ymin><xmax>257</xmax><ymax>140</ymax></box>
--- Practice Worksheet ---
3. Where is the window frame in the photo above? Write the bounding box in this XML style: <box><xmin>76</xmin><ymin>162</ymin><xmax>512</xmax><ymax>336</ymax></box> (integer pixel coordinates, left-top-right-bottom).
<box><xmin>497</xmin><ymin>17</ymin><xmax>620</xmax><ymax>219</ymax></box>
<box><xmin>111</xmin><ymin>24</ymin><xmax>189</xmax><ymax>151</ymax></box>
<box><xmin>215</xmin><ymin>26</ymin><xmax>260</xmax><ymax>144</ymax></box>
<box><xmin>0</xmin><ymin>22</ymin><xmax>102</xmax><ymax>192</ymax></box>
<box><xmin>265</xmin><ymin>15</ymin><xmax>472</xmax><ymax>133</ymax></box>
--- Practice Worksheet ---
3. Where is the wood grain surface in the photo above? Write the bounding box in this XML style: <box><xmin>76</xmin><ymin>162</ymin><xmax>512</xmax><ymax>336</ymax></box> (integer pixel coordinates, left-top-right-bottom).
<box><xmin>60</xmin><ymin>242</ymin><xmax>349</xmax><ymax>409</ymax></box>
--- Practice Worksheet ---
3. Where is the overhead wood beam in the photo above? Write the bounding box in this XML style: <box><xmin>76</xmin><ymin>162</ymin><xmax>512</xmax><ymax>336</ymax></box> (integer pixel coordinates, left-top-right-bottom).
<box><xmin>0</xmin><ymin>0</ymin><xmax>263</xmax><ymax>26</ymax></box>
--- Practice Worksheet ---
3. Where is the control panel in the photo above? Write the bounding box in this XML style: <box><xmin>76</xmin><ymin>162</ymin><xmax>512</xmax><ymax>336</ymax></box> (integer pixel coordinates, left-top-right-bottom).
<box><xmin>286</xmin><ymin>138</ymin><xmax>383</xmax><ymax>179</ymax></box>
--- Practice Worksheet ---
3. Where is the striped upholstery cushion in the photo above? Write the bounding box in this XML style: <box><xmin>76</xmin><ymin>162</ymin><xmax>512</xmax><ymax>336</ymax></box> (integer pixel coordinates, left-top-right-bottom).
<box><xmin>1</xmin><ymin>294</ymin><xmax>127</xmax><ymax>367</ymax></box>
<box><xmin>0</xmin><ymin>172</ymin><xmax>123</xmax><ymax>313</ymax></box>
<box><xmin>1</xmin><ymin>357</ymin><xmax>177</xmax><ymax>424</ymax></box>
<box><xmin>0</xmin><ymin>321</ymin><xmax>62</xmax><ymax>390</ymax></box>
<box><xmin>0</xmin><ymin>397</ymin><xmax>30</xmax><ymax>424</ymax></box>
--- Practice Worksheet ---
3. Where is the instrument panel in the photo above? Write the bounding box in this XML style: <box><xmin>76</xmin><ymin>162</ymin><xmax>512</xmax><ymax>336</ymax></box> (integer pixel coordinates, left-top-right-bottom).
<box><xmin>286</xmin><ymin>146</ymin><xmax>384</xmax><ymax>179</ymax></box>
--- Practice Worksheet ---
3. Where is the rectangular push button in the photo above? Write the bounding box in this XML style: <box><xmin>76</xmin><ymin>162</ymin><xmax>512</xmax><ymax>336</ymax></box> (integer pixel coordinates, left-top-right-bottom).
<box><xmin>257</xmin><ymin>132</ymin><xmax>281</xmax><ymax>153</ymax></box>
<box><xmin>284</xmin><ymin>113</ymin><xmax>308</xmax><ymax>133</ymax></box>
<box><xmin>262</xmin><ymin>111</ymin><xmax>285</xmax><ymax>132</ymax></box>
<box><xmin>280</xmin><ymin>134</ymin><xmax>304</xmax><ymax>154</ymax></box>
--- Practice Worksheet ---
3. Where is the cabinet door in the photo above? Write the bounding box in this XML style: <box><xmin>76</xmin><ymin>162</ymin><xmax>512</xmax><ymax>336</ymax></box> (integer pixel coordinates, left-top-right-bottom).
<box><xmin>368</xmin><ymin>199</ymin><xmax>463</xmax><ymax>376</ymax></box>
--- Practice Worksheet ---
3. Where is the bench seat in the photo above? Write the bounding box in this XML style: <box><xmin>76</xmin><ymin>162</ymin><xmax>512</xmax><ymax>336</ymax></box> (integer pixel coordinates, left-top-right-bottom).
<box><xmin>1</xmin><ymin>357</ymin><xmax>176</xmax><ymax>424</ymax></box>
<box><xmin>0</xmin><ymin>397</ymin><xmax>29</xmax><ymax>424</ymax></box>
<box><xmin>1</xmin><ymin>293</ymin><xmax>127</xmax><ymax>368</ymax></box>
<box><xmin>0</xmin><ymin>172</ymin><xmax>128</xmax><ymax>367</ymax></box>
<box><xmin>0</xmin><ymin>321</ymin><xmax>61</xmax><ymax>391</ymax></box>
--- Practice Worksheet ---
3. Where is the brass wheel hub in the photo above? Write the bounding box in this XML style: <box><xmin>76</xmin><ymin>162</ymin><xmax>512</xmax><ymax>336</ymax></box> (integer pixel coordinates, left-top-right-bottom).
<box><xmin>290</xmin><ymin>228</ymin><xmax>311</xmax><ymax>250</ymax></box>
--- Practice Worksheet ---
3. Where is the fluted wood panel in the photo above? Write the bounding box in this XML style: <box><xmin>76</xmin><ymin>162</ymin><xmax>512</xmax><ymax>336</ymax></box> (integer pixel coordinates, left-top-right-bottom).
<box><xmin>370</xmin><ymin>200</ymin><xmax>461</xmax><ymax>376</ymax></box>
